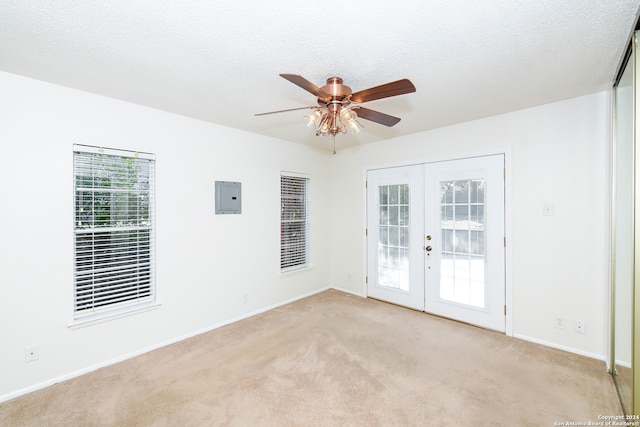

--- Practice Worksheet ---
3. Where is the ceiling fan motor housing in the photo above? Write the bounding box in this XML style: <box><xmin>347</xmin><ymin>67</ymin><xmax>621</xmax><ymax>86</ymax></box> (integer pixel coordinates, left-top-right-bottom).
<box><xmin>319</xmin><ymin>77</ymin><xmax>352</xmax><ymax>104</ymax></box>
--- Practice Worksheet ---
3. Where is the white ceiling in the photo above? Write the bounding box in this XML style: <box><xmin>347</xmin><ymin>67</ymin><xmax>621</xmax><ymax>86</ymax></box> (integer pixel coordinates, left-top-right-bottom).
<box><xmin>1</xmin><ymin>1</ymin><xmax>639</xmax><ymax>151</ymax></box>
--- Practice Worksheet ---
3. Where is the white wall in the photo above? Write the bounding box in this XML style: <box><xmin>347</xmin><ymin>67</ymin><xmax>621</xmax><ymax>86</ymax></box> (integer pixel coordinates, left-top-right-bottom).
<box><xmin>0</xmin><ymin>71</ymin><xmax>332</xmax><ymax>399</ymax></box>
<box><xmin>329</xmin><ymin>92</ymin><xmax>610</xmax><ymax>360</ymax></box>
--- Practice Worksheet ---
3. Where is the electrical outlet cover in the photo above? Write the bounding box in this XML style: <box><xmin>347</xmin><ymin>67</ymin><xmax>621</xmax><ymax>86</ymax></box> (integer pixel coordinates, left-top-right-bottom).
<box><xmin>553</xmin><ymin>317</ymin><xmax>565</xmax><ymax>329</ymax></box>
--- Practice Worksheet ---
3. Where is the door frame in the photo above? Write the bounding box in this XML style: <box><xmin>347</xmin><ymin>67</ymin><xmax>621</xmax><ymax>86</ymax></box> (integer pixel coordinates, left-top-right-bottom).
<box><xmin>362</xmin><ymin>149</ymin><xmax>513</xmax><ymax>337</ymax></box>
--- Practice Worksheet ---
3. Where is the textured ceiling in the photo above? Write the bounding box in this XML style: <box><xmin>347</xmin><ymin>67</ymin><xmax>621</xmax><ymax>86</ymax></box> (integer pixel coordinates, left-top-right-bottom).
<box><xmin>1</xmin><ymin>1</ymin><xmax>639</xmax><ymax>151</ymax></box>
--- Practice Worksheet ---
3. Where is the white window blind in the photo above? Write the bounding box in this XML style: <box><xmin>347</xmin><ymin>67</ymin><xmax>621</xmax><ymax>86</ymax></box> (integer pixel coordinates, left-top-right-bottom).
<box><xmin>73</xmin><ymin>145</ymin><xmax>155</xmax><ymax>319</ymax></box>
<box><xmin>281</xmin><ymin>174</ymin><xmax>310</xmax><ymax>270</ymax></box>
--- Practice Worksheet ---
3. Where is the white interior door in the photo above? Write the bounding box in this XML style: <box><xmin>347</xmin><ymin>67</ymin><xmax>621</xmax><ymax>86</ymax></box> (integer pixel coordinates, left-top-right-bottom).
<box><xmin>424</xmin><ymin>155</ymin><xmax>505</xmax><ymax>332</ymax></box>
<box><xmin>366</xmin><ymin>165</ymin><xmax>424</xmax><ymax>310</ymax></box>
<box><xmin>366</xmin><ymin>155</ymin><xmax>505</xmax><ymax>332</ymax></box>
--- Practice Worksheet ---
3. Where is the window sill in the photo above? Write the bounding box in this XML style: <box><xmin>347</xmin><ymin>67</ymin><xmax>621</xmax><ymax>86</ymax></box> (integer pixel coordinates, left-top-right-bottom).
<box><xmin>68</xmin><ymin>301</ymin><xmax>161</xmax><ymax>329</ymax></box>
<box><xmin>280</xmin><ymin>265</ymin><xmax>313</xmax><ymax>278</ymax></box>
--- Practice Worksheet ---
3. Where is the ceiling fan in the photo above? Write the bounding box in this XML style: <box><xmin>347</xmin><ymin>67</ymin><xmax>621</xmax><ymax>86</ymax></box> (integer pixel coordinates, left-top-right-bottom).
<box><xmin>256</xmin><ymin>74</ymin><xmax>416</xmax><ymax>151</ymax></box>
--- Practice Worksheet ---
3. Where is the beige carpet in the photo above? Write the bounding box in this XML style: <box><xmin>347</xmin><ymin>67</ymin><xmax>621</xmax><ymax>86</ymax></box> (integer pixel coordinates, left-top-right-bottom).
<box><xmin>0</xmin><ymin>289</ymin><xmax>622</xmax><ymax>426</ymax></box>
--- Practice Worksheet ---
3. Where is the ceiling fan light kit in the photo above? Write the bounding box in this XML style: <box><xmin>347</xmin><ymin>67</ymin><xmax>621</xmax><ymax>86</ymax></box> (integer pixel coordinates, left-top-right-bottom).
<box><xmin>307</xmin><ymin>102</ymin><xmax>363</xmax><ymax>137</ymax></box>
<box><xmin>256</xmin><ymin>73</ymin><xmax>416</xmax><ymax>151</ymax></box>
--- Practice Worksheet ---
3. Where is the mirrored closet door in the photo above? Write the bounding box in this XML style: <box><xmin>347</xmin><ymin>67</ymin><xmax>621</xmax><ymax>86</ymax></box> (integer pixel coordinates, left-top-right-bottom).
<box><xmin>611</xmin><ymin>28</ymin><xmax>638</xmax><ymax>416</ymax></box>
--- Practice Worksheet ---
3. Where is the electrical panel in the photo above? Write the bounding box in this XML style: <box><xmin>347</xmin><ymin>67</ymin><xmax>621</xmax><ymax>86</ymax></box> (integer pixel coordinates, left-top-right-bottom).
<box><xmin>215</xmin><ymin>181</ymin><xmax>241</xmax><ymax>214</ymax></box>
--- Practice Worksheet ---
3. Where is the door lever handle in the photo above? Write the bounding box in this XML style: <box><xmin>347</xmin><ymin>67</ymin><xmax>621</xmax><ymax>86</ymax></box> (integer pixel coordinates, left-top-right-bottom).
<box><xmin>425</xmin><ymin>246</ymin><xmax>432</xmax><ymax>252</ymax></box>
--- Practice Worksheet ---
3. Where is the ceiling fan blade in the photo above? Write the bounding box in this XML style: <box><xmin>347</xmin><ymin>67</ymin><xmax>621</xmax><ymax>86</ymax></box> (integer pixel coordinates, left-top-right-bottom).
<box><xmin>280</xmin><ymin>74</ymin><xmax>329</xmax><ymax>98</ymax></box>
<box><xmin>255</xmin><ymin>106</ymin><xmax>318</xmax><ymax>116</ymax></box>
<box><xmin>351</xmin><ymin>79</ymin><xmax>416</xmax><ymax>103</ymax></box>
<box><xmin>354</xmin><ymin>107</ymin><xmax>401</xmax><ymax>127</ymax></box>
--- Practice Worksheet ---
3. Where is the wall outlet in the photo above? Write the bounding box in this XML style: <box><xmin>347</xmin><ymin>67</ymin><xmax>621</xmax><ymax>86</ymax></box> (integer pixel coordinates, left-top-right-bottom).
<box><xmin>242</xmin><ymin>293</ymin><xmax>249</xmax><ymax>304</ymax></box>
<box><xmin>25</xmin><ymin>345</ymin><xmax>39</xmax><ymax>362</ymax></box>
<box><xmin>575</xmin><ymin>320</ymin><xmax>585</xmax><ymax>334</ymax></box>
<box><xmin>553</xmin><ymin>317</ymin><xmax>565</xmax><ymax>330</ymax></box>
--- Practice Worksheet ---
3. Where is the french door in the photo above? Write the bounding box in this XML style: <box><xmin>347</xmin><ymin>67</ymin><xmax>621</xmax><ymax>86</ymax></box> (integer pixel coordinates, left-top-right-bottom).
<box><xmin>366</xmin><ymin>155</ymin><xmax>506</xmax><ymax>332</ymax></box>
<box><xmin>366</xmin><ymin>165</ymin><xmax>425</xmax><ymax>310</ymax></box>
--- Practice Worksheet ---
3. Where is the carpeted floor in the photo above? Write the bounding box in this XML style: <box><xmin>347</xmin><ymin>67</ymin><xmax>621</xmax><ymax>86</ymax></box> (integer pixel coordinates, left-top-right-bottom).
<box><xmin>0</xmin><ymin>289</ymin><xmax>622</xmax><ymax>426</ymax></box>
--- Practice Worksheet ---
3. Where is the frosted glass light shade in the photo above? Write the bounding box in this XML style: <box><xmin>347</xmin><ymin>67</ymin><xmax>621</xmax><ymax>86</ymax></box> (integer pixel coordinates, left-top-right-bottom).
<box><xmin>304</xmin><ymin>110</ymin><xmax>322</xmax><ymax>128</ymax></box>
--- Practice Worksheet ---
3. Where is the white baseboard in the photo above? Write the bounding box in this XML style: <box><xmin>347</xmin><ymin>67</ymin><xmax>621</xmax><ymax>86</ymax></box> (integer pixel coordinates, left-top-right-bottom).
<box><xmin>512</xmin><ymin>333</ymin><xmax>606</xmax><ymax>362</ymax></box>
<box><xmin>614</xmin><ymin>359</ymin><xmax>632</xmax><ymax>369</ymax></box>
<box><xmin>329</xmin><ymin>285</ymin><xmax>365</xmax><ymax>298</ymax></box>
<box><xmin>0</xmin><ymin>286</ymin><xmax>331</xmax><ymax>404</ymax></box>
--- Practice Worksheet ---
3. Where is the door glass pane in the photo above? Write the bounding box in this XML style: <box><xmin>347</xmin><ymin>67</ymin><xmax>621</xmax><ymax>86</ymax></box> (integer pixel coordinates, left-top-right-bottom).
<box><xmin>378</xmin><ymin>184</ymin><xmax>410</xmax><ymax>291</ymax></box>
<box><xmin>389</xmin><ymin>226</ymin><xmax>399</xmax><ymax>246</ymax></box>
<box><xmin>400</xmin><ymin>206</ymin><xmax>409</xmax><ymax>226</ymax></box>
<box><xmin>389</xmin><ymin>205</ymin><xmax>399</xmax><ymax>225</ymax></box>
<box><xmin>439</xmin><ymin>179</ymin><xmax>485</xmax><ymax>308</ymax></box>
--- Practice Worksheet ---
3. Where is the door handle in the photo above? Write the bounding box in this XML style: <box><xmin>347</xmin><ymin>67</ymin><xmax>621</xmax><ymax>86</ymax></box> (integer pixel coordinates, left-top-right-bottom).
<box><xmin>425</xmin><ymin>246</ymin><xmax>432</xmax><ymax>252</ymax></box>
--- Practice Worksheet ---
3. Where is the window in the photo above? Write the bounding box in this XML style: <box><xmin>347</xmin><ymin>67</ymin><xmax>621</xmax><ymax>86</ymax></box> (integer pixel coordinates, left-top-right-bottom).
<box><xmin>73</xmin><ymin>145</ymin><xmax>155</xmax><ymax>321</ymax></box>
<box><xmin>280</xmin><ymin>173</ymin><xmax>310</xmax><ymax>271</ymax></box>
